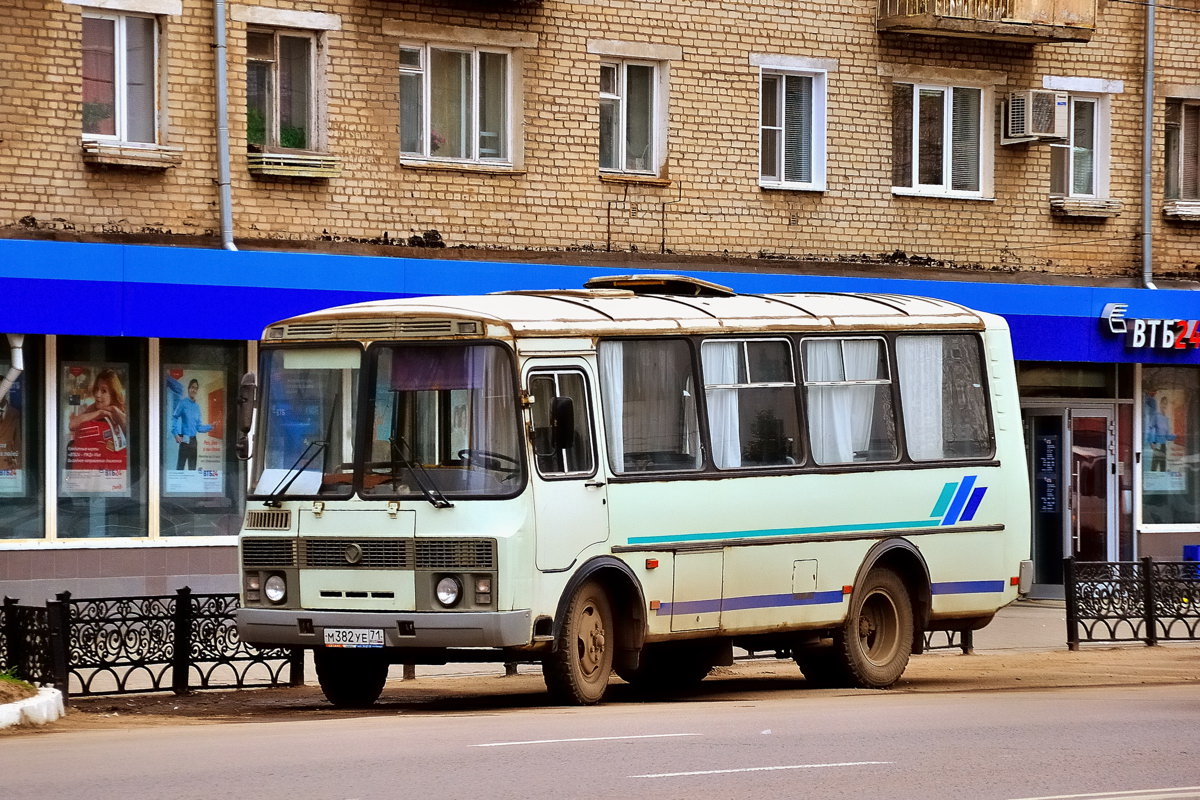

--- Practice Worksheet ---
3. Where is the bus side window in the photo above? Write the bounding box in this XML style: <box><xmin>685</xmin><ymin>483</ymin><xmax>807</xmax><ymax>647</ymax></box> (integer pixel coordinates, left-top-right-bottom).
<box><xmin>801</xmin><ymin>337</ymin><xmax>899</xmax><ymax>466</ymax></box>
<box><xmin>529</xmin><ymin>370</ymin><xmax>596</xmax><ymax>477</ymax></box>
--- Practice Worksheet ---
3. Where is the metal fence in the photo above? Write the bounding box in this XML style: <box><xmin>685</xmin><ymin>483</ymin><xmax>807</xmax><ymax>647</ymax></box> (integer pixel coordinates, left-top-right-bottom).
<box><xmin>1065</xmin><ymin>557</ymin><xmax>1200</xmax><ymax>649</ymax></box>
<box><xmin>1</xmin><ymin>588</ymin><xmax>302</xmax><ymax>701</ymax></box>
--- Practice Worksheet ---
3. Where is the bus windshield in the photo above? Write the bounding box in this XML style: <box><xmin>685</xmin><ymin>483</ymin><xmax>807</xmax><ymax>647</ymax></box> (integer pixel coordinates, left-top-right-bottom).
<box><xmin>361</xmin><ymin>343</ymin><xmax>525</xmax><ymax>499</ymax></box>
<box><xmin>252</xmin><ymin>347</ymin><xmax>361</xmax><ymax>498</ymax></box>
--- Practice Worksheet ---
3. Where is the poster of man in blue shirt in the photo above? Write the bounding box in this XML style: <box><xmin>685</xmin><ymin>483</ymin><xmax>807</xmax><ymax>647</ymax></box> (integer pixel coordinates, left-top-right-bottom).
<box><xmin>172</xmin><ymin>378</ymin><xmax>213</xmax><ymax>470</ymax></box>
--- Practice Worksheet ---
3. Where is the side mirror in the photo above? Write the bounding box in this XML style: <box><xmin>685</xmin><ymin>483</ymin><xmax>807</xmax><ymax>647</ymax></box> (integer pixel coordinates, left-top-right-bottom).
<box><xmin>235</xmin><ymin>372</ymin><xmax>257</xmax><ymax>461</ymax></box>
<box><xmin>550</xmin><ymin>396</ymin><xmax>575</xmax><ymax>452</ymax></box>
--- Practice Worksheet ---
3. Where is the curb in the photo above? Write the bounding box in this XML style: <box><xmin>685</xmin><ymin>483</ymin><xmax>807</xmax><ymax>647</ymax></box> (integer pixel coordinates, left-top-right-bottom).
<box><xmin>0</xmin><ymin>688</ymin><xmax>66</xmax><ymax>730</ymax></box>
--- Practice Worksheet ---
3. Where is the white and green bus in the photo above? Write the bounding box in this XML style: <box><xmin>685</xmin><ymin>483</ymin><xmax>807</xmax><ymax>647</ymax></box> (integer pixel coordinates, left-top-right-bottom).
<box><xmin>235</xmin><ymin>275</ymin><xmax>1032</xmax><ymax>706</ymax></box>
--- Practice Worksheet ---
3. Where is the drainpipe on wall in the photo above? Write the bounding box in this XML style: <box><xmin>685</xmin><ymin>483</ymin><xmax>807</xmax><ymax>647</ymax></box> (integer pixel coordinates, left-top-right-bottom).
<box><xmin>214</xmin><ymin>0</ymin><xmax>237</xmax><ymax>251</ymax></box>
<box><xmin>1142</xmin><ymin>0</ymin><xmax>1156</xmax><ymax>289</ymax></box>
<box><xmin>0</xmin><ymin>334</ymin><xmax>25</xmax><ymax>405</ymax></box>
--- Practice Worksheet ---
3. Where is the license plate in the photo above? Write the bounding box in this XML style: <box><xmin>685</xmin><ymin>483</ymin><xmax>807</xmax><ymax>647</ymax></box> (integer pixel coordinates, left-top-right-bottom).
<box><xmin>323</xmin><ymin>627</ymin><xmax>384</xmax><ymax>648</ymax></box>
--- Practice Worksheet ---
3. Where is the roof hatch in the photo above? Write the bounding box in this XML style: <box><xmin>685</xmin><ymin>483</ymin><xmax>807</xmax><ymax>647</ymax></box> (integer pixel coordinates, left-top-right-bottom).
<box><xmin>583</xmin><ymin>274</ymin><xmax>736</xmax><ymax>297</ymax></box>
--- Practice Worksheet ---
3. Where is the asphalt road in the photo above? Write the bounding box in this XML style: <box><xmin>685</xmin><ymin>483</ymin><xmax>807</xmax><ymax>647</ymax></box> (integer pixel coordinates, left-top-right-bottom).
<box><xmin>4</xmin><ymin>683</ymin><xmax>1197</xmax><ymax>800</ymax></box>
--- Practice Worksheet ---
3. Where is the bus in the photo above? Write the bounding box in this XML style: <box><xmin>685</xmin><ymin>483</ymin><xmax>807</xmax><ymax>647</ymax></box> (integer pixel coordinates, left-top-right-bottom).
<box><xmin>234</xmin><ymin>274</ymin><xmax>1032</xmax><ymax>706</ymax></box>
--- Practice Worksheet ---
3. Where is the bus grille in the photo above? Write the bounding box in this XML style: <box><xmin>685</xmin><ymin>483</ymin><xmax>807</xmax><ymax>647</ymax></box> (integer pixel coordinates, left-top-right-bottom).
<box><xmin>242</xmin><ymin>538</ymin><xmax>298</xmax><ymax>568</ymax></box>
<box><xmin>244</xmin><ymin>509</ymin><xmax>292</xmax><ymax>531</ymax></box>
<box><xmin>304</xmin><ymin>539</ymin><xmax>412</xmax><ymax>569</ymax></box>
<box><xmin>416</xmin><ymin>539</ymin><xmax>496</xmax><ymax>569</ymax></box>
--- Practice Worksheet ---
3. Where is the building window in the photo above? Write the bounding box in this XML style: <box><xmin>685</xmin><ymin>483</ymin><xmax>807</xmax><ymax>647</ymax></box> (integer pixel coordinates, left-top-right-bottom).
<box><xmin>760</xmin><ymin>70</ymin><xmax>826</xmax><ymax>190</ymax></box>
<box><xmin>599</xmin><ymin>61</ymin><xmax>658</xmax><ymax>174</ymax></box>
<box><xmin>1050</xmin><ymin>95</ymin><xmax>1106</xmax><ymax>199</ymax></box>
<box><xmin>399</xmin><ymin>45</ymin><xmax>510</xmax><ymax>162</ymax></box>
<box><xmin>0</xmin><ymin>337</ymin><xmax>44</xmax><ymax>540</ymax></box>
<box><xmin>1142</xmin><ymin>366</ymin><xmax>1200</xmax><ymax>526</ymax></box>
<box><xmin>247</xmin><ymin>29</ymin><xmax>316</xmax><ymax>151</ymax></box>
<box><xmin>82</xmin><ymin>12</ymin><xmax>158</xmax><ymax>145</ymax></box>
<box><xmin>1165</xmin><ymin>99</ymin><xmax>1200</xmax><ymax>201</ymax></box>
<box><xmin>892</xmin><ymin>82</ymin><xmax>984</xmax><ymax>197</ymax></box>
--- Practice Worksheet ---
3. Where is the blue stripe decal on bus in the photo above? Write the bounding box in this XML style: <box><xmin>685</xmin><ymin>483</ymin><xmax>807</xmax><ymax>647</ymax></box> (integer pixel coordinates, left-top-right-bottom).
<box><xmin>930</xmin><ymin>580</ymin><xmax>1005</xmax><ymax>595</ymax></box>
<box><xmin>929</xmin><ymin>482</ymin><xmax>957</xmax><ymax>519</ymax></box>
<box><xmin>941</xmin><ymin>475</ymin><xmax>977</xmax><ymax>525</ymax></box>
<box><xmin>657</xmin><ymin>590</ymin><xmax>846</xmax><ymax>616</ymax></box>
<box><xmin>960</xmin><ymin>487</ymin><xmax>987</xmax><ymax>522</ymax></box>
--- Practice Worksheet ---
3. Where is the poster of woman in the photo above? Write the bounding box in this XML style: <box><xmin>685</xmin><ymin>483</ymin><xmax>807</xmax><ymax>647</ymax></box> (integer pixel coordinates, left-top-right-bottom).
<box><xmin>61</xmin><ymin>363</ymin><xmax>130</xmax><ymax>496</ymax></box>
<box><xmin>163</xmin><ymin>366</ymin><xmax>226</xmax><ymax>496</ymax></box>
<box><xmin>0</xmin><ymin>373</ymin><xmax>24</xmax><ymax>497</ymax></box>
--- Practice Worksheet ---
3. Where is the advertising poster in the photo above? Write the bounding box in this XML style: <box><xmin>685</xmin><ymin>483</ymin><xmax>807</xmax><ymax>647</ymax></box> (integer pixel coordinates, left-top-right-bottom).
<box><xmin>1143</xmin><ymin>387</ymin><xmax>1187</xmax><ymax>494</ymax></box>
<box><xmin>61</xmin><ymin>362</ymin><xmax>130</xmax><ymax>496</ymax></box>
<box><xmin>163</xmin><ymin>366</ymin><xmax>225</xmax><ymax>496</ymax></box>
<box><xmin>0</xmin><ymin>372</ymin><xmax>25</xmax><ymax>497</ymax></box>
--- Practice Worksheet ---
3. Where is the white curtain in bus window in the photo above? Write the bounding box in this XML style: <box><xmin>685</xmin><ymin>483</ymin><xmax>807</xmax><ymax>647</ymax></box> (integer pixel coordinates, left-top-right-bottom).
<box><xmin>896</xmin><ymin>335</ymin><xmax>991</xmax><ymax>461</ymax></box>
<box><xmin>702</xmin><ymin>339</ymin><xmax>800</xmax><ymax>469</ymax></box>
<box><xmin>803</xmin><ymin>338</ymin><xmax>896</xmax><ymax>465</ymax></box>
<box><xmin>702</xmin><ymin>341</ymin><xmax>741</xmax><ymax>467</ymax></box>
<box><xmin>598</xmin><ymin>339</ymin><xmax>701</xmax><ymax>473</ymax></box>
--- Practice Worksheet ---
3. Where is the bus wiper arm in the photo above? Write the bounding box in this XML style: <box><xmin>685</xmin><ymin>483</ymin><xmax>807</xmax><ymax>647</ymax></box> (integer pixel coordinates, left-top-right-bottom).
<box><xmin>390</xmin><ymin>435</ymin><xmax>453</xmax><ymax>509</ymax></box>
<box><xmin>266</xmin><ymin>439</ymin><xmax>327</xmax><ymax>503</ymax></box>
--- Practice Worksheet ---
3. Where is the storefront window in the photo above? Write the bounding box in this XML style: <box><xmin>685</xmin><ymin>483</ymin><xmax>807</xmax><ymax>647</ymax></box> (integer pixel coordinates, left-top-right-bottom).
<box><xmin>160</xmin><ymin>340</ymin><xmax>247</xmax><ymax>536</ymax></box>
<box><xmin>1142</xmin><ymin>366</ymin><xmax>1200</xmax><ymax>525</ymax></box>
<box><xmin>0</xmin><ymin>336</ymin><xmax>44</xmax><ymax>539</ymax></box>
<box><xmin>58</xmin><ymin>337</ymin><xmax>148</xmax><ymax>538</ymax></box>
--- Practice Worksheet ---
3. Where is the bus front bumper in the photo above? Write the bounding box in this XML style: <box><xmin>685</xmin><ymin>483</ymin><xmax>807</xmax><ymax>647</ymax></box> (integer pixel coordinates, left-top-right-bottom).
<box><xmin>237</xmin><ymin>607</ymin><xmax>533</xmax><ymax>649</ymax></box>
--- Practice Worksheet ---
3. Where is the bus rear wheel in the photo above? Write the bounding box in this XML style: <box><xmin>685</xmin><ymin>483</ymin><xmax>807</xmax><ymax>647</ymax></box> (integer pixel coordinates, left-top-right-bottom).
<box><xmin>314</xmin><ymin>647</ymin><xmax>389</xmax><ymax>708</ymax></box>
<box><xmin>543</xmin><ymin>580</ymin><xmax>614</xmax><ymax>705</ymax></box>
<box><xmin>835</xmin><ymin>568</ymin><xmax>914</xmax><ymax>689</ymax></box>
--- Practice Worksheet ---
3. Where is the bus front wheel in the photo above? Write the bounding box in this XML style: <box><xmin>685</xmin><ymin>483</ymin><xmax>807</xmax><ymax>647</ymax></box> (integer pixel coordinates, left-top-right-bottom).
<box><xmin>836</xmin><ymin>568</ymin><xmax>914</xmax><ymax>689</ymax></box>
<box><xmin>314</xmin><ymin>647</ymin><xmax>389</xmax><ymax>708</ymax></box>
<box><xmin>543</xmin><ymin>580</ymin><xmax>614</xmax><ymax>705</ymax></box>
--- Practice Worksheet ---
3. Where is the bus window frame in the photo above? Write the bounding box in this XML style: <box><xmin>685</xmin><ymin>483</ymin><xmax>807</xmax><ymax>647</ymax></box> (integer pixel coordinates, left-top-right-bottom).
<box><xmin>526</xmin><ymin>367</ymin><xmax>600</xmax><ymax>482</ymax></box>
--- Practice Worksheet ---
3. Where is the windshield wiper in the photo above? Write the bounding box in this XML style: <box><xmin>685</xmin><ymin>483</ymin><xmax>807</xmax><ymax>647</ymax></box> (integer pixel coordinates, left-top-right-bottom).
<box><xmin>265</xmin><ymin>439</ymin><xmax>327</xmax><ymax>505</ymax></box>
<box><xmin>390</xmin><ymin>434</ymin><xmax>453</xmax><ymax>509</ymax></box>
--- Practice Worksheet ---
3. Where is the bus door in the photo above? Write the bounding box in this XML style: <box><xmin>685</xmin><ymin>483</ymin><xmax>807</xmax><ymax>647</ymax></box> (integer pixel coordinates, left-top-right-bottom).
<box><xmin>527</xmin><ymin>365</ymin><xmax>609</xmax><ymax>571</ymax></box>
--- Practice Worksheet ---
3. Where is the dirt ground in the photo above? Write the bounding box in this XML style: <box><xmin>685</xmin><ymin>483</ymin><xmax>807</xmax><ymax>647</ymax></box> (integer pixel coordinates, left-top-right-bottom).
<box><xmin>5</xmin><ymin>643</ymin><xmax>1197</xmax><ymax>736</ymax></box>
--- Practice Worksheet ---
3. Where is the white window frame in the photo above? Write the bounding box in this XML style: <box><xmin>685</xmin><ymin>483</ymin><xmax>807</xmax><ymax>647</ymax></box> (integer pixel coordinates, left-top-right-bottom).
<box><xmin>599</xmin><ymin>59</ymin><xmax>662</xmax><ymax>176</ymax></box>
<box><xmin>758</xmin><ymin>67</ymin><xmax>827</xmax><ymax>191</ymax></box>
<box><xmin>1049</xmin><ymin>94</ymin><xmax>1111</xmax><ymax>200</ymax></box>
<box><xmin>245</xmin><ymin>27</ymin><xmax>320</xmax><ymax>153</ymax></box>
<box><xmin>892</xmin><ymin>81</ymin><xmax>992</xmax><ymax>200</ymax></box>
<box><xmin>398</xmin><ymin>43</ymin><xmax>513</xmax><ymax>165</ymax></box>
<box><xmin>1165</xmin><ymin>97</ymin><xmax>1200</xmax><ymax>201</ymax></box>
<box><xmin>81</xmin><ymin>10</ymin><xmax>160</xmax><ymax>146</ymax></box>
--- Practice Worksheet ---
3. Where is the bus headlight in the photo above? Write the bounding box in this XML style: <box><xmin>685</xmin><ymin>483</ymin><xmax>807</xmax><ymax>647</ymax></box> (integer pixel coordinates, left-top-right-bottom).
<box><xmin>264</xmin><ymin>574</ymin><xmax>287</xmax><ymax>604</ymax></box>
<box><xmin>435</xmin><ymin>576</ymin><xmax>462</xmax><ymax>608</ymax></box>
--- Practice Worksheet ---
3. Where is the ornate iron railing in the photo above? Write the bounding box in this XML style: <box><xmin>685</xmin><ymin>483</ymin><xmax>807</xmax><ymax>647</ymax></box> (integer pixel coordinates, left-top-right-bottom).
<box><xmin>1</xmin><ymin>589</ymin><xmax>301</xmax><ymax>701</ymax></box>
<box><xmin>1065</xmin><ymin>557</ymin><xmax>1200</xmax><ymax>649</ymax></box>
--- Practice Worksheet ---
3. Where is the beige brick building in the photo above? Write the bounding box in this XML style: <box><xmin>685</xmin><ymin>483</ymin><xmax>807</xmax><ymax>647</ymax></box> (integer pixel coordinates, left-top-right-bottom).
<box><xmin>2</xmin><ymin>0</ymin><xmax>1200</xmax><ymax>601</ymax></box>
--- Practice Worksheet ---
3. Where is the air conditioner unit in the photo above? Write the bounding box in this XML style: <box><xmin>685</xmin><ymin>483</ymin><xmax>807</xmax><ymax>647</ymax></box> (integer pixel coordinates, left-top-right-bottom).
<box><xmin>1007</xmin><ymin>90</ymin><xmax>1068</xmax><ymax>139</ymax></box>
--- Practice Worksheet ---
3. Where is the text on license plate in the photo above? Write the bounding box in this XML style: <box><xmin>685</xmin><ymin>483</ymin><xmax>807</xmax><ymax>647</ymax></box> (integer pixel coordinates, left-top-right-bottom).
<box><xmin>323</xmin><ymin>628</ymin><xmax>384</xmax><ymax>648</ymax></box>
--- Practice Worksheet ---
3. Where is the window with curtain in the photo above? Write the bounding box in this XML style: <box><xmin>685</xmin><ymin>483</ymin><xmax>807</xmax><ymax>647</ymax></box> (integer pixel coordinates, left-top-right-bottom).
<box><xmin>599</xmin><ymin>60</ymin><xmax>657</xmax><ymax>174</ymax></box>
<box><xmin>529</xmin><ymin>370</ymin><xmax>596</xmax><ymax>477</ymax></box>
<box><xmin>760</xmin><ymin>70</ymin><xmax>825</xmax><ymax>190</ymax></box>
<box><xmin>895</xmin><ymin>335</ymin><xmax>992</xmax><ymax>462</ymax></box>
<box><xmin>802</xmin><ymin>337</ymin><xmax>897</xmax><ymax>466</ymax></box>
<box><xmin>598</xmin><ymin>339</ymin><xmax>701</xmax><ymax>473</ymax></box>
<box><xmin>82</xmin><ymin>12</ymin><xmax>158</xmax><ymax>144</ymax></box>
<box><xmin>247</xmin><ymin>28</ymin><xmax>316</xmax><ymax>151</ymax></box>
<box><xmin>701</xmin><ymin>339</ymin><xmax>801</xmax><ymax>469</ymax></box>
<box><xmin>1050</xmin><ymin>95</ymin><xmax>1103</xmax><ymax>198</ymax></box>
<box><xmin>399</xmin><ymin>44</ymin><xmax>510</xmax><ymax>163</ymax></box>
<box><xmin>892</xmin><ymin>82</ymin><xmax>983</xmax><ymax>196</ymax></box>
<box><xmin>1165</xmin><ymin>99</ymin><xmax>1200</xmax><ymax>200</ymax></box>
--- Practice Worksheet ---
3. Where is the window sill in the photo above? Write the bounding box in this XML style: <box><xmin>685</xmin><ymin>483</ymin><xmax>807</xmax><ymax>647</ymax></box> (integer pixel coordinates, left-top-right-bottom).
<box><xmin>1162</xmin><ymin>200</ymin><xmax>1200</xmax><ymax>222</ymax></box>
<box><xmin>600</xmin><ymin>172</ymin><xmax>671</xmax><ymax>187</ymax></box>
<box><xmin>399</xmin><ymin>159</ymin><xmax>523</xmax><ymax>176</ymax></box>
<box><xmin>1050</xmin><ymin>197</ymin><xmax>1122</xmax><ymax>218</ymax></box>
<box><xmin>247</xmin><ymin>152</ymin><xmax>340</xmax><ymax>179</ymax></box>
<box><xmin>891</xmin><ymin>188</ymin><xmax>994</xmax><ymax>202</ymax></box>
<box><xmin>760</xmin><ymin>181</ymin><xmax>825</xmax><ymax>192</ymax></box>
<box><xmin>81</xmin><ymin>140</ymin><xmax>183</xmax><ymax>170</ymax></box>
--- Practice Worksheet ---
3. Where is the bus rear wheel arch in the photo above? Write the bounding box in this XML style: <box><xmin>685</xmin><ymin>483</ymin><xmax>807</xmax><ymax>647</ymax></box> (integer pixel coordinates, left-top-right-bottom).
<box><xmin>836</xmin><ymin>567</ymin><xmax>915</xmax><ymax>689</ymax></box>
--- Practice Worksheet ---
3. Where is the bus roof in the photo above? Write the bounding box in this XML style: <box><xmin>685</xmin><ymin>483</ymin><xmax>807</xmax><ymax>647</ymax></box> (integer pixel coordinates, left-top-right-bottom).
<box><xmin>263</xmin><ymin>278</ymin><xmax>995</xmax><ymax>341</ymax></box>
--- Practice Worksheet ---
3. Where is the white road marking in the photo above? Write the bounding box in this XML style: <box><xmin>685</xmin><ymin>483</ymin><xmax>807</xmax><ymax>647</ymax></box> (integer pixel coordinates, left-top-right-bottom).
<box><xmin>1010</xmin><ymin>788</ymin><xmax>1200</xmax><ymax>800</ymax></box>
<box><xmin>631</xmin><ymin>760</ymin><xmax>892</xmax><ymax>778</ymax></box>
<box><xmin>473</xmin><ymin>733</ymin><xmax>702</xmax><ymax>748</ymax></box>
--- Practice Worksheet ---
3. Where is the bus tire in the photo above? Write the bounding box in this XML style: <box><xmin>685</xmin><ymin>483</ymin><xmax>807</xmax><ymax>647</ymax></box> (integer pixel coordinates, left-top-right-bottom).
<box><xmin>314</xmin><ymin>647</ymin><xmax>388</xmax><ymax>708</ymax></box>
<box><xmin>543</xmin><ymin>579</ymin><xmax>614</xmax><ymax>705</ymax></box>
<box><xmin>835</xmin><ymin>568</ymin><xmax>914</xmax><ymax>689</ymax></box>
<box><xmin>616</xmin><ymin>642</ymin><xmax>713</xmax><ymax>694</ymax></box>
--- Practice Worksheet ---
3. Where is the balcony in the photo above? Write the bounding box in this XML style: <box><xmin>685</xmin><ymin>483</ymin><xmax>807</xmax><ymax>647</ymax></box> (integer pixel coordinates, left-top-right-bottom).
<box><xmin>878</xmin><ymin>0</ymin><xmax>1096</xmax><ymax>43</ymax></box>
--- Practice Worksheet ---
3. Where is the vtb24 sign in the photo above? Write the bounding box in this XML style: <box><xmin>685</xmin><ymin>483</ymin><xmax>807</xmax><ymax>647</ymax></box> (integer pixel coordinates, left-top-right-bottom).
<box><xmin>1102</xmin><ymin>303</ymin><xmax>1200</xmax><ymax>350</ymax></box>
